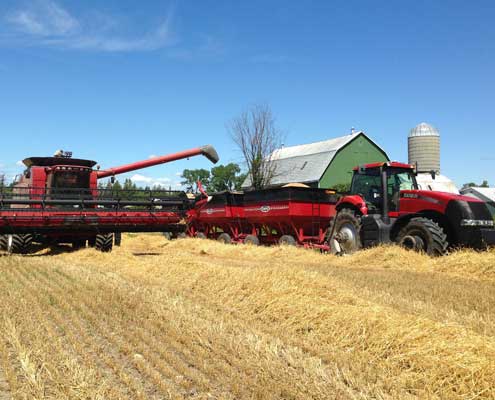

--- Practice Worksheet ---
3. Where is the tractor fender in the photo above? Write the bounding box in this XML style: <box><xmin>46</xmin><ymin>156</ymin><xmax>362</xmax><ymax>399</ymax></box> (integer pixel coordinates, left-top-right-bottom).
<box><xmin>335</xmin><ymin>195</ymin><xmax>368</xmax><ymax>215</ymax></box>
<box><xmin>390</xmin><ymin>210</ymin><xmax>453</xmax><ymax>243</ymax></box>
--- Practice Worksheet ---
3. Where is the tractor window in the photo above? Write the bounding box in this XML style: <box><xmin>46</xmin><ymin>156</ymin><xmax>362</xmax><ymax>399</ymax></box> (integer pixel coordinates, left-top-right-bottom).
<box><xmin>351</xmin><ymin>169</ymin><xmax>382</xmax><ymax>212</ymax></box>
<box><xmin>386</xmin><ymin>169</ymin><xmax>418</xmax><ymax>211</ymax></box>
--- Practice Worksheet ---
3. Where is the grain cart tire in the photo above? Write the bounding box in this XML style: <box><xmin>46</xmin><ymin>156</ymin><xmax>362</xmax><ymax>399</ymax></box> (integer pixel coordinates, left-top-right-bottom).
<box><xmin>244</xmin><ymin>235</ymin><xmax>260</xmax><ymax>246</ymax></box>
<box><xmin>163</xmin><ymin>232</ymin><xmax>172</xmax><ymax>240</ymax></box>
<box><xmin>196</xmin><ymin>232</ymin><xmax>207</xmax><ymax>239</ymax></box>
<box><xmin>95</xmin><ymin>233</ymin><xmax>113</xmax><ymax>252</ymax></box>
<box><xmin>0</xmin><ymin>235</ymin><xmax>7</xmax><ymax>251</ymax></box>
<box><xmin>6</xmin><ymin>234</ymin><xmax>33</xmax><ymax>254</ymax></box>
<box><xmin>217</xmin><ymin>233</ymin><xmax>231</xmax><ymax>244</ymax></box>
<box><xmin>330</xmin><ymin>208</ymin><xmax>361</xmax><ymax>255</ymax></box>
<box><xmin>396</xmin><ymin>217</ymin><xmax>448</xmax><ymax>256</ymax></box>
<box><xmin>177</xmin><ymin>232</ymin><xmax>187</xmax><ymax>239</ymax></box>
<box><xmin>114</xmin><ymin>232</ymin><xmax>122</xmax><ymax>246</ymax></box>
<box><xmin>279</xmin><ymin>235</ymin><xmax>296</xmax><ymax>246</ymax></box>
<box><xmin>72</xmin><ymin>239</ymin><xmax>86</xmax><ymax>250</ymax></box>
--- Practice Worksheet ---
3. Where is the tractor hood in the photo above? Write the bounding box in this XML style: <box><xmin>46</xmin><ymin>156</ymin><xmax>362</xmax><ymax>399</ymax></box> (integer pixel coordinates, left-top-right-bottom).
<box><xmin>400</xmin><ymin>190</ymin><xmax>485</xmax><ymax>205</ymax></box>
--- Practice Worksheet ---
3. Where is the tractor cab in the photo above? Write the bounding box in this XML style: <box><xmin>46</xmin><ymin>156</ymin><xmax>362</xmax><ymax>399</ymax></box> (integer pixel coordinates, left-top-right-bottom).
<box><xmin>350</xmin><ymin>162</ymin><xmax>417</xmax><ymax>215</ymax></box>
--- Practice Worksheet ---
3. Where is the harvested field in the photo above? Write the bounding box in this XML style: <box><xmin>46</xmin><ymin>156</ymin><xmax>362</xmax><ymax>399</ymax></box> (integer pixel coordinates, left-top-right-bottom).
<box><xmin>0</xmin><ymin>234</ymin><xmax>494</xmax><ymax>399</ymax></box>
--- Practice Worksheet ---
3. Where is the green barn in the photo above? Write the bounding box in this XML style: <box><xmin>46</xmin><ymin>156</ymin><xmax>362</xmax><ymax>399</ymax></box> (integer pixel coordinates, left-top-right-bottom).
<box><xmin>242</xmin><ymin>131</ymin><xmax>389</xmax><ymax>189</ymax></box>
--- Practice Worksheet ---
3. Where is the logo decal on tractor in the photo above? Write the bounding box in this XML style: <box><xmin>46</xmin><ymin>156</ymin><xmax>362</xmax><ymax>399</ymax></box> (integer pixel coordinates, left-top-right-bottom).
<box><xmin>260</xmin><ymin>205</ymin><xmax>271</xmax><ymax>213</ymax></box>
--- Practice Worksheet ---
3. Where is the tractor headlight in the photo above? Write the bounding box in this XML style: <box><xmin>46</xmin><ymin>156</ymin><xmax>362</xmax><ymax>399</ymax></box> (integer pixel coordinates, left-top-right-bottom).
<box><xmin>460</xmin><ymin>219</ymin><xmax>495</xmax><ymax>227</ymax></box>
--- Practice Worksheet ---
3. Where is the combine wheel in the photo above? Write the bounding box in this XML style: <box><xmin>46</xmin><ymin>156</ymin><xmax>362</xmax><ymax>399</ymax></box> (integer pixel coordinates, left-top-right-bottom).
<box><xmin>95</xmin><ymin>233</ymin><xmax>114</xmax><ymax>252</ymax></box>
<box><xmin>244</xmin><ymin>234</ymin><xmax>259</xmax><ymax>246</ymax></box>
<box><xmin>217</xmin><ymin>233</ymin><xmax>231</xmax><ymax>244</ymax></box>
<box><xmin>0</xmin><ymin>235</ymin><xmax>7</xmax><ymax>251</ymax></box>
<box><xmin>396</xmin><ymin>217</ymin><xmax>448</xmax><ymax>256</ymax></box>
<box><xmin>279</xmin><ymin>235</ymin><xmax>296</xmax><ymax>246</ymax></box>
<box><xmin>196</xmin><ymin>232</ymin><xmax>207</xmax><ymax>239</ymax></box>
<box><xmin>6</xmin><ymin>234</ymin><xmax>33</xmax><ymax>254</ymax></box>
<box><xmin>330</xmin><ymin>208</ymin><xmax>361</xmax><ymax>255</ymax></box>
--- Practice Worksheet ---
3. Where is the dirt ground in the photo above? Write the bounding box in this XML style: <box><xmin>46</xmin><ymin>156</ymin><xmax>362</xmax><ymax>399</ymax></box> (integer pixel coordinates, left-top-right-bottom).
<box><xmin>0</xmin><ymin>234</ymin><xmax>494</xmax><ymax>399</ymax></box>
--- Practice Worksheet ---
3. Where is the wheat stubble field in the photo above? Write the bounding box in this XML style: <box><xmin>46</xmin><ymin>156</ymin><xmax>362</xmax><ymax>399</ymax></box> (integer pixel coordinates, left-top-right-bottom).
<box><xmin>0</xmin><ymin>235</ymin><xmax>494</xmax><ymax>400</ymax></box>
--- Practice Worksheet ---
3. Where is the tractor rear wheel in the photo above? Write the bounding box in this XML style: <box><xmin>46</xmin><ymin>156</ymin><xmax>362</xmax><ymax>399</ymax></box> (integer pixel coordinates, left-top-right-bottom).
<box><xmin>95</xmin><ymin>234</ymin><xmax>113</xmax><ymax>252</ymax></box>
<box><xmin>6</xmin><ymin>234</ymin><xmax>33</xmax><ymax>254</ymax></box>
<box><xmin>279</xmin><ymin>235</ymin><xmax>296</xmax><ymax>246</ymax></box>
<box><xmin>330</xmin><ymin>208</ymin><xmax>361</xmax><ymax>255</ymax></box>
<box><xmin>217</xmin><ymin>233</ymin><xmax>231</xmax><ymax>244</ymax></box>
<box><xmin>396</xmin><ymin>217</ymin><xmax>448</xmax><ymax>256</ymax></box>
<box><xmin>244</xmin><ymin>235</ymin><xmax>259</xmax><ymax>246</ymax></box>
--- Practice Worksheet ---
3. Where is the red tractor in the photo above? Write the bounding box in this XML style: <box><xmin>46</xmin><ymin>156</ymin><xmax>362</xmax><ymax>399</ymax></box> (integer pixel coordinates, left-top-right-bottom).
<box><xmin>330</xmin><ymin>162</ymin><xmax>495</xmax><ymax>255</ymax></box>
<box><xmin>0</xmin><ymin>145</ymin><xmax>218</xmax><ymax>253</ymax></box>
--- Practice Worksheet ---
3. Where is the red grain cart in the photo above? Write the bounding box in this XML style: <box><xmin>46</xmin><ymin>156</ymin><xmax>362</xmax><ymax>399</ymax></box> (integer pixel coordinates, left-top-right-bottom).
<box><xmin>242</xmin><ymin>187</ymin><xmax>339</xmax><ymax>249</ymax></box>
<box><xmin>186</xmin><ymin>191</ymin><xmax>247</xmax><ymax>243</ymax></box>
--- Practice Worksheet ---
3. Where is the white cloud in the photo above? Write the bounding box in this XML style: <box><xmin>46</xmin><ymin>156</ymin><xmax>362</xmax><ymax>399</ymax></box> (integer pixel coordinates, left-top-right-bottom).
<box><xmin>16</xmin><ymin>160</ymin><xmax>24</xmax><ymax>166</ymax></box>
<box><xmin>3</xmin><ymin>0</ymin><xmax>174</xmax><ymax>52</ymax></box>
<box><xmin>130</xmin><ymin>174</ymin><xmax>172</xmax><ymax>187</ymax></box>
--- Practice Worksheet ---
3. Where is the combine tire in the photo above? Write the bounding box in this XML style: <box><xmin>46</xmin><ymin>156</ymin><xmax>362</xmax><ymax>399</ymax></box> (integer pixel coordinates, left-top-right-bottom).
<box><xmin>0</xmin><ymin>235</ymin><xmax>7</xmax><ymax>251</ymax></box>
<box><xmin>396</xmin><ymin>217</ymin><xmax>448</xmax><ymax>256</ymax></box>
<box><xmin>95</xmin><ymin>234</ymin><xmax>113</xmax><ymax>252</ymax></box>
<box><xmin>217</xmin><ymin>233</ymin><xmax>231</xmax><ymax>244</ymax></box>
<box><xmin>279</xmin><ymin>235</ymin><xmax>296</xmax><ymax>246</ymax></box>
<box><xmin>330</xmin><ymin>208</ymin><xmax>361</xmax><ymax>255</ymax></box>
<box><xmin>6</xmin><ymin>234</ymin><xmax>33</xmax><ymax>254</ymax></box>
<box><xmin>196</xmin><ymin>232</ymin><xmax>207</xmax><ymax>239</ymax></box>
<box><xmin>244</xmin><ymin>235</ymin><xmax>259</xmax><ymax>246</ymax></box>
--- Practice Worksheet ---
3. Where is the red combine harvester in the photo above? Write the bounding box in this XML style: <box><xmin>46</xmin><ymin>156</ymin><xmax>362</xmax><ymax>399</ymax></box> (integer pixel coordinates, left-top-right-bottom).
<box><xmin>187</xmin><ymin>162</ymin><xmax>495</xmax><ymax>255</ymax></box>
<box><xmin>0</xmin><ymin>145</ymin><xmax>218</xmax><ymax>253</ymax></box>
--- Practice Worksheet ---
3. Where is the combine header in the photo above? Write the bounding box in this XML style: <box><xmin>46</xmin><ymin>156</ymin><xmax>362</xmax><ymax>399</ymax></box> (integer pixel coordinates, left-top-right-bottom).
<box><xmin>0</xmin><ymin>145</ymin><xmax>218</xmax><ymax>253</ymax></box>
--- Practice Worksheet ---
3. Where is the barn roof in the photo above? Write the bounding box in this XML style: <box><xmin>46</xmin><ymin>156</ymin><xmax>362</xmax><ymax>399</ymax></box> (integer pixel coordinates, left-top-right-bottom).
<box><xmin>242</xmin><ymin>131</ymin><xmax>385</xmax><ymax>188</ymax></box>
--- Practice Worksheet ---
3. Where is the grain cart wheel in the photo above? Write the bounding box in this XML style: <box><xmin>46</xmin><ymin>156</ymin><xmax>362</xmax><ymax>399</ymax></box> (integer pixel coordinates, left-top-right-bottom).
<box><xmin>114</xmin><ymin>232</ymin><xmax>122</xmax><ymax>246</ymax></box>
<box><xmin>244</xmin><ymin>235</ymin><xmax>260</xmax><ymax>246</ymax></box>
<box><xmin>330</xmin><ymin>208</ymin><xmax>361</xmax><ymax>255</ymax></box>
<box><xmin>396</xmin><ymin>217</ymin><xmax>448</xmax><ymax>256</ymax></box>
<box><xmin>72</xmin><ymin>239</ymin><xmax>86</xmax><ymax>250</ymax></box>
<box><xmin>217</xmin><ymin>233</ymin><xmax>231</xmax><ymax>244</ymax></box>
<box><xmin>177</xmin><ymin>232</ymin><xmax>187</xmax><ymax>239</ymax></box>
<box><xmin>279</xmin><ymin>235</ymin><xmax>296</xmax><ymax>246</ymax></box>
<box><xmin>95</xmin><ymin>233</ymin><xmax>114</xmax><ymax>252</ymax></box>
<box><xmin>6</xmin><ymin>234</ymin><xmax>33</xmax><ymax>254</ymax></box>
<box><xmin>163</xmin><ymin>232</ymin><xmax>172</xmax><ymax>240</ymax></box>
<box><xmin>196</xmin><ymin>232</ymin><xmax>207</xmax><ymax>239</ymax></box>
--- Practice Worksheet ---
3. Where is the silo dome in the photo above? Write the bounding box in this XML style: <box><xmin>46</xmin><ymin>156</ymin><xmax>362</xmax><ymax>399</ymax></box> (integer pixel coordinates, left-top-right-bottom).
<box><xmin>408</xmin><ymin>122</ymin><xmax>440</xmax><ymax>173</ymax></box>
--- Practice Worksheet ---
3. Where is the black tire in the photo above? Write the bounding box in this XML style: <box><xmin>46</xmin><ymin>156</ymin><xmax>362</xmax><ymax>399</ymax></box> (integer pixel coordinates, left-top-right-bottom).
<box><xmin>163</xmin><ymin>232</ymin><xmax>172</xmax><ymax>240</ymax></box>
<box><xmin>0</xmin><ymin>235</ymin><xmax>7</xmax><ymax>251</ymax></box>
<box><xmin>196</xmin><ymin>232</ymin><xmax>207</xmax><ymax>239</ymax></box>
<box><xmin>279</xmin><ymin>235</ymin><xmax>296</xmax><ymax>246</ymax></box>
<box><xmin>72</xmin><ymin>239</ymin><xmax>86</xmax><ymax>250</ymax></box>
<box><xmin>217</xmin><ymin>233</ymin><xmax>231</xmax><ymax>244</ymax></box>
<box><xmin>177</xmin><ymin>232</ymin><xmax>187</xmax><ymax>239</ymax></box>
<box><xmin>330</xmin><ymin>208</ymin><xmax>361</xmax><ymax>255</ymax></box>
<box><xmin>396</xmin><ymin>217</ymin><xmax>448</xmax><ymax>256</ymax></box>
<box><xmin>244</xmin><ymin>234</ymin><xmax>259</xmax><ymax>246</ymax></box>
<box><xmin>95</xmin><ymin>233</ymin><xmax>113</xmax><ymax>252</ymax></box>
<box><xmin>6</xmin><ymin>234</ymin><xmax>33</xmax><ymax>254</ymax></box>
<box><xmin>114</xmin><ymin>232</ymin><xmax>122</xmax><ymax>246</ymax></box>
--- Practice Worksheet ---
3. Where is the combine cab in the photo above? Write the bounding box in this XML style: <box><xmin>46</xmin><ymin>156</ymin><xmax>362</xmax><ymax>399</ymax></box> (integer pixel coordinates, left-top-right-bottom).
<box><xmin>330</xmin><ymin>162</ymin><xmax>495</xmax><ymax>255</ymax></box>
<box><xmin>0</xmin><ymin>145</ymin><xmax>219</xmax><ymax>253</ymax></box>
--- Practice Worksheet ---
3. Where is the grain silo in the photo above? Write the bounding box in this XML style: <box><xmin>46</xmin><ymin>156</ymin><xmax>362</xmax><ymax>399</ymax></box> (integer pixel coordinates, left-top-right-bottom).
<box><xmin>408</xmin><ymin>122</ymin><xmax>440</xmax><ymax>173</ymax></box>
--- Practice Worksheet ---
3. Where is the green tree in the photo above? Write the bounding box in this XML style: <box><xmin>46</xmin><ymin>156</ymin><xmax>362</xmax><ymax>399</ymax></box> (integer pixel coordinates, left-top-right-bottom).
<box><xmin>209</xmin><ymin>163</ymin><xmax>246</xmax><ymax>192</ymax></box>
<box><xmin>462</xmin><ymin>180</ymin><xmax>490</xmax><ymax>189</ymax></box>
<box><xmin>181</xmin><ymin>169</ymin><xmax>211</xmax><ymax>192</ymax></box>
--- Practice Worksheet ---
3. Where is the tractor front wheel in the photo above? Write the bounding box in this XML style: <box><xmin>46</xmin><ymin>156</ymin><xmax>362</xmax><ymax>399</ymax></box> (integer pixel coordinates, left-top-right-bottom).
<box><xmin>396</xmin><ymin>217</ymin><xmax>448</xmax><ymax>256</ymax></box>
<box><xmin>330</xmin><ymin>208</ymin><xmax>361</xmax><ymax>255</ymax></box>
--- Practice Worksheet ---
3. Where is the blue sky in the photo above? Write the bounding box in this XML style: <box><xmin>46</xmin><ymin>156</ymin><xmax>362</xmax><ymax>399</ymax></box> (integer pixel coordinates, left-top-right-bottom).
<box><xmin>0</xmin><ymin>0</ymin><xmax>494</xmax><ymax>188</ymax></box>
